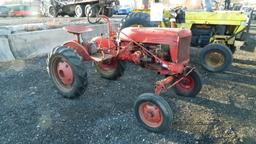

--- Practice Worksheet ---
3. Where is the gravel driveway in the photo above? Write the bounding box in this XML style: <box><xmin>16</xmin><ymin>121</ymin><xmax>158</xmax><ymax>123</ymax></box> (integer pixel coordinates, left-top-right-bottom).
<box><xmin>1</xmin><ymin>44</ymin><xmax>255</xmax><ymax>144</ymax></box>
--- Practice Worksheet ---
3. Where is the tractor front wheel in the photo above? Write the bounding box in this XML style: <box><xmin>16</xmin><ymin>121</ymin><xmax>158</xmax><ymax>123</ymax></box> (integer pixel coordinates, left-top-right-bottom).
<box><xmin>134</xmin><ymin>93</ymin><xmax>173</xmax><ymax>132</ymax></box>
<box><xmin>47</xmin><ymin>46</ymin><xmax>88</xmax><ymax>98</ymax></box>
<box><xmin>94</xmin><ymin>60</ymin><xmax>125</xmax><ymax>80</ymax></box>
<box><xmin>200</xmin><ymin>44</ymin><xmax>233</xmax><ymax>72</ymax></box>
<box><xmin>174</xmin><ymin>69</ymin><xmax>202</xmax><ymax>97</ymax></box>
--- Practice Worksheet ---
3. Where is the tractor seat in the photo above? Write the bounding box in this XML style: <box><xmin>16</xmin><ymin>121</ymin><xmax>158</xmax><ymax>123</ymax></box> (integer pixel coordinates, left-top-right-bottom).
<box><xmin>63</xmin><ymin>25</ymin><xmax>93</xmax><ymax>35</ymax></box>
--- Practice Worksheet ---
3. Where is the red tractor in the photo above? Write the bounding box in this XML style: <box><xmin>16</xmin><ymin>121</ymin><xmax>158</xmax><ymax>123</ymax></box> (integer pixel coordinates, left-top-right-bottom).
<box><xmin>47</xmin><ymin>16</ymin><xmax>202</xmax><ymax>132</ymax></box>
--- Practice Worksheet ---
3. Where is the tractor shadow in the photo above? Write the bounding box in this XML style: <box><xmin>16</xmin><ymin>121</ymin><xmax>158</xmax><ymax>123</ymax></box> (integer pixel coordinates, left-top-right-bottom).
<box><xmin>239</xmin><ymin>33</ymin><xmax>256</xmax><ymax>52</ymax></box>
<box><xmin>179</xmin><ymin>96</ymin><xmax>256</xmax><ymax>125</ymax></box>
<box><xmin>177</xmin><ymin>94</ymin><xmax>256</xmax><ymax>143</ymax></box>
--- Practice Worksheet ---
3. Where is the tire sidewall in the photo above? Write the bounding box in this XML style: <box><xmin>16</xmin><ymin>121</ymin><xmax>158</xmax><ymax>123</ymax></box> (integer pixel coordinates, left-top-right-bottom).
<box><xmin>134</xmin><ymin>93</ymin><xmax>173</xmax><ymax>132</ymax></box>
<box><xmin>47</xmin><ymin>47</ymin><xmax>87</xmax><ymax>98</ymax></box>
<box><xmin>86</xmin><ymin>4</ymin><xmax>100</xmax><ymax>24</ymax></box>
<box><xmin>75</xmin><ymin>5</ymin><xmax>84</xmax><ymax>17</ymax></box>
<box><xmin>200</xmin><ymin>44</ymin><xmax>233</xmax><ymax>72</ymax></box>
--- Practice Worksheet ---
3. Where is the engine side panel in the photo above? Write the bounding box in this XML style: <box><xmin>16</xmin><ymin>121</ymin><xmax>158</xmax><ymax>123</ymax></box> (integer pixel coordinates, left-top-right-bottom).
<box><xmin>120</xmin><ymin>27</ymin><xmax>191</xmax><ymax>64</ymax></box>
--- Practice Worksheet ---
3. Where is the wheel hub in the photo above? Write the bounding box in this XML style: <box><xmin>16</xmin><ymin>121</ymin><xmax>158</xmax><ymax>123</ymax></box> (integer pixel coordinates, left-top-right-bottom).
<box><xmin>56</xmin><ymin>61</ymin><xmax>73</xmax><ymax>85</ymax></box>
<box><xmin>176</xmin><ymin>76</ymin><xmax>195</xmax><ymax>94</ymax></box>
<box><xmin>205</xmin><ymin>51</ymin><xmax>225</xmax><ymax>68</ymax></box>
<box><xmin>139</xmin><ymin>102</ymin><xmax>163</xmax><ymax>128</ymax></box>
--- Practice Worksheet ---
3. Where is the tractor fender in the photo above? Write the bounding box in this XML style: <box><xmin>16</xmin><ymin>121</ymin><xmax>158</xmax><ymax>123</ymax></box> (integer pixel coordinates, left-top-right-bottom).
<box><xmin>63</xmin><ymin>41</ymin><xmax>91</xmax><ymax>61</ymax></box>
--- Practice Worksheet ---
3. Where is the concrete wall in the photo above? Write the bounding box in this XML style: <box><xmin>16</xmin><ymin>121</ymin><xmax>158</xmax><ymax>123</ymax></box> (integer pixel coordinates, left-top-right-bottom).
<box><xmin>8</xmin><ymin>29</ymin><xmax>74</xmax><ymax>59</ymax></box>
<box><xmin>0</xmin><ymin>36</ymin><xmax>15</xmax><ymax>61</ymax></box>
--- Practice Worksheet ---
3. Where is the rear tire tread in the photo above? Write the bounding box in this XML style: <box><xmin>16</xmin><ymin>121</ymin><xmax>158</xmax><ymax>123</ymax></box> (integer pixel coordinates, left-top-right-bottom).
<box><xmin>47</xmin><ymin>46</ymin><xmax>87</xmax><ymax>98</ymax></box>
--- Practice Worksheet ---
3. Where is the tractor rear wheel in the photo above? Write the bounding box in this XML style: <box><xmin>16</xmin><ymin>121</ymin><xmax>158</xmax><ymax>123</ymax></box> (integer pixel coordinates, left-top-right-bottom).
<box><xmin>200</xmin><ymin>43</ymin><xmax>233</xmax><ymax>72</ymax></box>
<box><xmin>174</xmin><ymin>69</ymin><xmax>202</xmax><ymax>97</ymax></box>
<box><xmin>134</xmin><ymin>93</ymin><xmax>173</xmax><ymax>132</ymax></box>
<box><xmin>94</xmin><ymin>60</ymin><xmax>125</xmax><ymax>80</ymax></box>
<box><xmin>47</xmin><ymin>46</ymin><xmax>88</xmax><ymax>98</ymax></box>
<box><xmin>120</xmin><ymin>12</ymin><xmax>157</xmax><ymax>30</ymax></box>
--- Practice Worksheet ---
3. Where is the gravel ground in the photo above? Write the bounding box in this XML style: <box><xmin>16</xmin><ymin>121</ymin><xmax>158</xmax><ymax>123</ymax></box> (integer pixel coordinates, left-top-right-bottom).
<box><xmin>0</xmin><ymin>46</ymin><xmax>255</xmax><ymax>144</ymax></box>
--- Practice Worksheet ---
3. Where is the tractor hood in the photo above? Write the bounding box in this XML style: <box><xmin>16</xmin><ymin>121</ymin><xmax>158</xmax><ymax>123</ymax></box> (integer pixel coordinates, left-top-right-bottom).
<box><xmin>120</xmin><ymin>27</ymin><xmax>191</xmax><ymax>45</ymax></box>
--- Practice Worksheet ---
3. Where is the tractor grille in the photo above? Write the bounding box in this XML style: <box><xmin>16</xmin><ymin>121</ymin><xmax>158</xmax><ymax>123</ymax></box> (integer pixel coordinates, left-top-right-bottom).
<box><xmin>177</xmin><ymin>36</ymin><xmax>191</xmax><ymax>63</ymax></box>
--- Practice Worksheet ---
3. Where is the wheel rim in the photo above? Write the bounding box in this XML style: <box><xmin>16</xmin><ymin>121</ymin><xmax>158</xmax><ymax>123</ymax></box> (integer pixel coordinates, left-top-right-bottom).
<box><xmin>138</xmin><ymin>102</ymin><xmax>163</xmax><ymax>128</ymax></box>
<box><xmin>175</xmin><ymin>75</ymin><xmax>195</xmax><ymax>94</ymax></box>
<box><xmin>85</xmin><ymin>5</ymin><xmax>91</xmax><ymax>16</ymax></box>
<box><xmin>87</xmin><ymin>6</ymin><xmax>101</xmax><ymax>24</ymax></box>
<box><xmin>76</xmin><ymin>6</ymin><xmax>82</xmax><ymax>17</ymax></box>
<box><xmin>52</xmin><ymin>56</ymin><xmax>74</xmax><ymax>90</ymax></box>
<box><xmin>205</xmin><ymin>51</ymin><xmax>225</xmax><ymax>68</ymax></box>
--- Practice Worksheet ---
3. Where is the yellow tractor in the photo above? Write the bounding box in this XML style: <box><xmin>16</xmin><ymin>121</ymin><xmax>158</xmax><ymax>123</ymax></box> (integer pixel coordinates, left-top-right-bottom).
<box><xmin>120</xmin><ymin>0</ymin><xmax>250</xmax><ymax>72</ymax></box>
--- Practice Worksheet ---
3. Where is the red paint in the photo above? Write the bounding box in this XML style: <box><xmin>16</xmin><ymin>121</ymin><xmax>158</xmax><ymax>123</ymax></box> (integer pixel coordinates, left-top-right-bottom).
<box><xmin>120</xmin><ymin>27</ymin><xmax>191</xmax><ymax>44</ymax></box>
<box><xmin>155</xmin><ymin>76</ymin><xmax>174</xmax><ymax>95</ymax></box>
<box><xmin>60</xmin><ymin>16</ymin><xmax>195</xmax><ymax>97</ymax></box>
<box><xmin>64</xmin><ymin>41</ymin><xmax>91</xmax><ymax>61</ymax></box>
<box><xmin>139</xmin><ymin>102</ymin><xmax>163</xmax><ymax>128</ymax></box>
<box><xmin>175</xmin><ymin>75</ymin><xmax>195</xmax><ymax>94</ymax></box>
<box><xmin>56</xmin><ymin>61</ymin><xmax>74</xmax><ymax>85</ymax></box>
<box><xmin>9</xmin><ymin>10</ymin><xmax>31</xmax><ymax>17</ymax></box>
<box><xmin>91</xmin><ymin>36</ymin><xmax>116</xmax><ymax>49</ymax></box>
